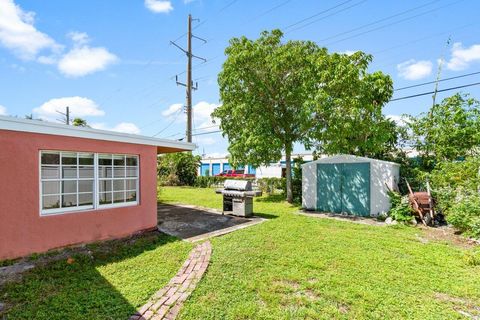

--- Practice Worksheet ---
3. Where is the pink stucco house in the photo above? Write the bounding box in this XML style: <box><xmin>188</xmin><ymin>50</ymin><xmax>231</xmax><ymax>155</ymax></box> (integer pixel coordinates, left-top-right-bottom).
<box><xmin>0</xmin><ymin>116</ymin><xmax>195</xmax><ymax>260</ymax></box>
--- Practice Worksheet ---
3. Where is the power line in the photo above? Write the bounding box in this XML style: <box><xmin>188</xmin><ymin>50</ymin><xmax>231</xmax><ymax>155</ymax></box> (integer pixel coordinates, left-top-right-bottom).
<box><xmin>285</xmin><ymin>0</ymin><xmax>364</xmax><ymax>34</ymax></box>
<box><xmin>249</xmin><ymin>0</ymin><xmax>294</xmax><ymax>22</ymax></box>
<box><xmin>390</xmin><ymin>81</ymin><xmax>480</xmax><ymax>102</ymax></box>
<box><xmin>285</xmin><ymin>0</ymin><xmax>353</xmax><ymax>30</ymax></box>
<box><xmin>319</xmin><ymin>0</ymin><xmax>438</xmax><ymax>42</ymax></box>
<box><xmin>152</xmin><ymin>109</ymin><xmax>183</xmax><ymax>137</ymax></box>
<box><xmin>394</xmin><ymin>71</ymin><xmax>480</xmax><ymax>91</ymax></box>
<box><xmin>325</xmin><ymin>0</ymin><xmax>464</xmax><ymax>46</ymax></box>
<box><xmin>192</xmin><ymin>130</ymin><xmax>222</xmax><ymax>137</ymax></box>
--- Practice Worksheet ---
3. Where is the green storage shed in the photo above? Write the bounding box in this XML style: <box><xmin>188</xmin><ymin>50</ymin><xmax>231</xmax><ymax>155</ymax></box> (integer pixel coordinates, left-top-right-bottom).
<box><xmin>302</xmin><ymin>155</ymin><xmax>400</xmax><ymax>217</ymax></box>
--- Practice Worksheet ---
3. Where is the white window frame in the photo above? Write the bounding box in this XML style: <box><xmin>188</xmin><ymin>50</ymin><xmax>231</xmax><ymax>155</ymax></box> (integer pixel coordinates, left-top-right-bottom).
<box><xmin>39</xmin><ymin>151</ymin><xmax>139</xmax><ymax>216</ymax></box>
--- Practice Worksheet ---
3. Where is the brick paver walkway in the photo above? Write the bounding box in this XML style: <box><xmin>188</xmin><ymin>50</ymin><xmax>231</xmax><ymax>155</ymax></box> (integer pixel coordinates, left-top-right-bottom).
<box><xmin>129</xmin><ymin>241</ymin><xmax>212</xmax><ymax>320</ymax></box>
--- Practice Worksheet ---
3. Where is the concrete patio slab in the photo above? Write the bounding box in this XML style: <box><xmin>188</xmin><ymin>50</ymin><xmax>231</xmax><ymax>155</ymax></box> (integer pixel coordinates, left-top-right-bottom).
<box><xmin>157</xmin><ymin>204</ymin><xmax>265</xmax><ymax>242</ymax></box>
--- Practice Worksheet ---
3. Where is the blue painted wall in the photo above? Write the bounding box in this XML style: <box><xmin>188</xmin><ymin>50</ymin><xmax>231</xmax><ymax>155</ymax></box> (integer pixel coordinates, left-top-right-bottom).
<box><xmin>200</xmin><ymin>164</ymin><xmax>210</xmax><ymax>176</ymax></box>
<box><xmin>212</xmin><ymin>163</ymin><xmax>221</xmax><ymax>175</ymax></box>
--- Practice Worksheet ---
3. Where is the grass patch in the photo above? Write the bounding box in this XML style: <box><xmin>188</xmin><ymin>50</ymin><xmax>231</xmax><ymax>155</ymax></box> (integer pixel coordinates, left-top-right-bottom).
<box><xmin>1</xmin><ymin>232</ymin><xmax>192</xmax><ymax>320</ymax></box>
<box><xmin>159</xmin><ymin>187</ymin><xmax>480</xmax><ymax>320</ymax></box>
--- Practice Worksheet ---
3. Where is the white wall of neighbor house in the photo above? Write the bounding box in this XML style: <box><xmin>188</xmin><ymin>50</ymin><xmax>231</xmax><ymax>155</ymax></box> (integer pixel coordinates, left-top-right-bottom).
<box><xmin>199</xmin><ymin>153</ymin><xmax>315</xmax><ymax>177</ymax></box>
<box><xmin>301</xmin><ymin>155</ymin><xmax>400</xmax><ymax>216</ymax></box>
<box><xmin>255</xmin><ymin>165</ymin><xmax>282</xmax><ymax>178</ymax></box>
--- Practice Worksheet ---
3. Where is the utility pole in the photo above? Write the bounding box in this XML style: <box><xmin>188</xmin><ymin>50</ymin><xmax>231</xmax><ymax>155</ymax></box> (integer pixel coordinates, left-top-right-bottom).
<box><xmin>171</xmin><ymin>14</ymin><xmax>206</xmax><ymax>143</ymax></box>
<box><xmin>432</xmin><ymin>37</ymin><xmax>452</xmax><ymax>107</ymax></box>
<box><xmin>56</xmin><ymin>106</ymin><xmax>70</xmax><ymax>125</ymax></box>
<box><xmin>186</xmin><ymin>14</ymin><xmax>193</xmax><ymax>143</ymax></box>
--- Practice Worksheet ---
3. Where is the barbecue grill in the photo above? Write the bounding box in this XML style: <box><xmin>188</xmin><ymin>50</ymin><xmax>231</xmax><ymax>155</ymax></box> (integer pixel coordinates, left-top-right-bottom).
<box><xmin>215</xmin><ymin>180</ymin><xmax>262</xmax><ymax>217</ymax></box>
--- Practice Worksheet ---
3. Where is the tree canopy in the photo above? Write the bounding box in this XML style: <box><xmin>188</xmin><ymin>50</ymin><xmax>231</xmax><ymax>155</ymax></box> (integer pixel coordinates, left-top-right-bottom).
<box><xmin>213</xmin><ymin>29</ymin><xmax>394</xmax><ymax>202</ymax></box>
<box><xmin>408</xmin><ymin>93</ymin><xmax>480</xmax><ymax>161</ymax></box>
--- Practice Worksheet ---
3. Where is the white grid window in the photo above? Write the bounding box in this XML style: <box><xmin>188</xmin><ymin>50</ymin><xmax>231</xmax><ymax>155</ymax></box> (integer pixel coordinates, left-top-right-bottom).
<box><xmin>40</xmin><ymin>151</ymin><xmax>139</xmax><ymax>216</ymax></box>
<box><xmin>98</xmin><ymin>154</ymin><xmax>138</xmax><ymax>207</ymax></box>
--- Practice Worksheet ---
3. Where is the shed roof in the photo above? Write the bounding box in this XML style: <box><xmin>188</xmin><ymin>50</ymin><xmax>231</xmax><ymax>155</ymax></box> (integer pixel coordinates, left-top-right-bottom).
<box><xmin>0</xmin><ymin>115</ymin><xmax>196</xmax><ymax>153</ymax></box>
<box><xmin>302</xmin><ymin>154</ymin><xmax>400</xmax><ymax>167</ymax></box>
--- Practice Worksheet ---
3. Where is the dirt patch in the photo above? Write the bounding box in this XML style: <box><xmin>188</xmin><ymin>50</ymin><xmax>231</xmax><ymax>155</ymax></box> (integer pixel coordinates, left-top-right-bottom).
<box><xmin>297</xmin><ymin>210</ymin><xmax>386</xmax><ymax>226</ymax></box>
<box><xmin>435</xmin><ymin>292</ymin><xmax>480</xmax><ymax>319</ymax></box>
<box><xmin>418</xmin><ymin>226</ymin><xmax>479</xmax><ymax>249</ymax></box>
<box><xmin>337</xmin><ymin>303</ymin><xmax>350</xmax><ymax>314</ymax></box>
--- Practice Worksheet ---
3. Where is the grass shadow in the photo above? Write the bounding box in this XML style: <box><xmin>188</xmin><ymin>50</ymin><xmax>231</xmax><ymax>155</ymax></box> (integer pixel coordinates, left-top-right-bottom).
<box><xmin>256</xmin><ymin>194</ymin><xmax>286</xmax><ymax>203</ymax></box>
<box><xmin>0</xmin><ymin>231</ymin><xmax>184</xmax><ymax>320</ymax></box>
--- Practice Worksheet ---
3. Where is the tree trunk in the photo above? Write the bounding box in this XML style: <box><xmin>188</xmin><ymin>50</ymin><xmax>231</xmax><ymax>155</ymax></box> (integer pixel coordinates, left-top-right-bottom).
<box><xmin>285</xmin><ymin>146</ymin><xmax>293</xmax><ymax>203</ymax></box>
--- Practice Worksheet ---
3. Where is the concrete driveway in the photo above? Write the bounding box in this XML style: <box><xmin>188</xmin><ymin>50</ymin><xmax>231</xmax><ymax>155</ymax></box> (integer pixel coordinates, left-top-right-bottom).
<box><xmin>157</xmin><ymin>204</ymin><xmax>264</xmax><ymax>242</ymax></box>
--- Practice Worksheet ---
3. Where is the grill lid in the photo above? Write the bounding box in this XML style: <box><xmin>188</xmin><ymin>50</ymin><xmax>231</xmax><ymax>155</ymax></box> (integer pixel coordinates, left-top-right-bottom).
<box><xmin>223</xmin><ymin>179</ymin><xmax>252</xmax><ymax>191</ymax></box>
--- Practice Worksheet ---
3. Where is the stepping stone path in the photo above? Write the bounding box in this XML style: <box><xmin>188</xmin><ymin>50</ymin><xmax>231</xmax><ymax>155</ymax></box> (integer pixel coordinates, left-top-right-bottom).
<box><xmin>129</xmin><ymin>241</ymin><xmax>212</xmax><ymax>320</ymax></box>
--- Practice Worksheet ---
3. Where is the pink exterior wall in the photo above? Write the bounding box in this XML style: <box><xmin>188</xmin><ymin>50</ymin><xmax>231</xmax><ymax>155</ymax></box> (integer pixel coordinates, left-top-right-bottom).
<box><xmin>0</xmin><ymin>129</ymin><xmax>158</xmax><ymax>260</ymax></box>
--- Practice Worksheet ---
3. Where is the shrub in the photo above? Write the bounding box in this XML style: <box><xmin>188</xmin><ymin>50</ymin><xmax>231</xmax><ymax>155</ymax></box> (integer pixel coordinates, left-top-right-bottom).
<box><xmin>387</xmin><ymin>191</ymin><xmax>414</xmax><ymax>223</ymax></box>
<box><xmin>257</xmin><ymin>178</ymin><xmax>285</xmax><ymax>195</ymax></box>
<box><xmin>430</xmin><ymin>157</ymin><xmax>480</xmax><ymax>214</ymax></box>
<box><xmin>194</xmin><ymin>176</ymin><xmax>227</xmax><ymax>188</ymax></box>
<box><xmin>447</xmin><ymin>194</ymin><xmax>480</xmax><ymax>238</ymax></box>
<box><xmin>158</xmin><ymin>152</ymin><xmax>200</xmax><ymax>186</ymax></box>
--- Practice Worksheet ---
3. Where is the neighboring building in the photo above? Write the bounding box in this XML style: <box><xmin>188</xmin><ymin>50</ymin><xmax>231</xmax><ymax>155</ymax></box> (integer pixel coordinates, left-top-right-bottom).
<box><xmin>302</xmin><ymin>155</ymin><xmax>400</xmax><ymax>217</ymax></box>
<box><xmin>0</xmin><ymin>116</ymin><xmax>195</xmax><ymax>260</ymax></box>
<box><xmin>199</xmin><ymin>153</ymin><xmax>314</xmax><ymax>178</ymax></box>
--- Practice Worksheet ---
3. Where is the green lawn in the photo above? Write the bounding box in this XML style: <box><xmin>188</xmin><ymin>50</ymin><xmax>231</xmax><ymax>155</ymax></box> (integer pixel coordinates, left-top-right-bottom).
<box><xmin>0</xmin><ymin>232</ymin><xmax>192</xmax><ymax>320</ymax></box>
<box><xmin>159</xmin><ymin>187</ymin><xmax>480</xmax><ymax>320</ymax></box>
<box><xmin>1</xmin><ymin>186</ymin><xmax>479</xmax><ymax>319</ymax></box>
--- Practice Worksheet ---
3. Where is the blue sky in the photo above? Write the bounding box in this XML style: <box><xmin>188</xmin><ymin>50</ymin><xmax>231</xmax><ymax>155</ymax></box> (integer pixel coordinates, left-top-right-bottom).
<box><xmin>1</xmin><ymin>0</ymin><xmax>480</xmax><ymax>157</ymax></box>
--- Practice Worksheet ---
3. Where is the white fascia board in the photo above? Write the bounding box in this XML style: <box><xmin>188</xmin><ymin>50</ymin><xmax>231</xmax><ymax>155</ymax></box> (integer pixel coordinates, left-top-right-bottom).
<box><xmin>0</xmin><ymin>115</ymin><xmax>196</xmax><ymax>151</ymax></box>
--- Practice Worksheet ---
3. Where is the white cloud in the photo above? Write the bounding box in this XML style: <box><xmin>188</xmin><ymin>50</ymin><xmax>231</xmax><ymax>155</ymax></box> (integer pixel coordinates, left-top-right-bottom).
<box><xmin>145</xmin><ymin>0</ymin><xmax>173</xmax><ymax>13</ymax></box>
<box><xmin>162</xmin><ymin>103</ymin><xmax>183</xmax><ymax>117</ymax></box>
<box><xmin>397</xmin><ymin>59</ymin><xmax>433</xmax><ymax>80</ymax></box>
<box><xmin>0</xmin><ymin>2</ymin><xmax>117</xmax><ymax>77</ymax></box>
<box><xmin>194</xmin><ymin>101</ymin><xmax>219</xmax><ymax>120</ymax></box>
<box><xmin>91</xmin><ymin>122</ymin><xmax>141</xmax><ymax>135</ymax></box>
<box><xmin>57</xmin><ymin>32</ymin><xmax>117</xmax><ymax>77</ymax></box>
<box><xmin>67</xmin><ymin>31</ymin><xmax>89</xmax><ymax>46</ymax></box>
<box><xmin>0</xmin><ymin>104</ymin><xmax>7</xmax><ymax>115</ymax></box>
<box><xmin>33</xmin><ymin>96</ymin><xmax>105</xmax><ymax>121</ymax></box>
<box><xmin>386</xmin><ymin>114</ymin><xmax>408</xmax><ymax>126</ymax></box>
<box><xmin>341</xmin><ymin>50</ymin><xmax>357</xmax><ymax>56</ymax></box>
<box><xmin>446</xmin><ymin>42</ymin><xmax>480</xmax><ymax>71</ymax></box>
<box><xmin>0</xmin><ymin>0</ymin><xmax>61</xmax><ymax>60</ymax></box>
<box><xmin>194</xmin><ymin>101</ymin><xmax>220</xmax><ymax>130</ymax></box>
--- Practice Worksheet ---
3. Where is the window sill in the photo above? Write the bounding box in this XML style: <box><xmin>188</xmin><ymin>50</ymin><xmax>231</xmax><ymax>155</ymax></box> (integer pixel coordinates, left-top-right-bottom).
<box><xmin>40</xmin><ymin>202</ymin><xmax>139</xmax><ymax>217</ymax></box>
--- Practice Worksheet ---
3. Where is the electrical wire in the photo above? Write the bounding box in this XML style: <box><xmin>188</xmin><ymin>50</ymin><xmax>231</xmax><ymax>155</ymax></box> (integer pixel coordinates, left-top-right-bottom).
<box><xmin>284</xmin><ymin>0</ymin><xmax>355</xmax><ymax>31</ymax></box>
<box><xmin>325</xmin><ymin>0</ymin><xmax>465</xmax><ymax>46</ymax></box>
<box><xmin>319</xmin><ymin>0</ymin><xmax>438</xmax><ymax>42</ymax></box>
<box><xmin>390</xmin><ymin>81</ymin><xmax>480</xmax><ymax>102</ymax></box>
<box><xmin>152</xmin><ymin>108</ymin><xmax>183</xmax><ymax>137</ymax></box>
<box><xmin>394</xmin><ymin>71</ymin><xmax>480</xmax><ymax>91</ymax></box>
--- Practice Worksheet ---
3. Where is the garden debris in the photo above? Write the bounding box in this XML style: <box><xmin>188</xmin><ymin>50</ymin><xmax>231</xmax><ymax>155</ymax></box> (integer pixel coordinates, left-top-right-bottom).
<box><xmin>406</xmin><ymin>179</ymin><xmax>435</xmax><ymax>226</ymax></box>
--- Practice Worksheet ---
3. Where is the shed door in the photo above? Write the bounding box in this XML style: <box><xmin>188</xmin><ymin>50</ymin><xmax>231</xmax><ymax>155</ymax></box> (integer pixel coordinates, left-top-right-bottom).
<box><xmin>316</xmin><ymin>163</ymin><xmax>370</xmax><ymax>216</ymax></box>
<box><xmin>341</xmin><ymin>163</ymin><xmax>370</xmax><ymax>216</ymax></box>
<box><xmin>316</xmin><ymin>164</ymin><xmax>342</xmax><ymax>213</ymax></box>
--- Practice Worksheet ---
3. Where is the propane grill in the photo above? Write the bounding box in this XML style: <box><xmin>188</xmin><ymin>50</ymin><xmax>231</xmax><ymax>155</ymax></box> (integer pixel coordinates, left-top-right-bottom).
<box><xmin>215</xmin><ymin>180</ymin><xmax>262</xmax><ymax>217</ymax></box>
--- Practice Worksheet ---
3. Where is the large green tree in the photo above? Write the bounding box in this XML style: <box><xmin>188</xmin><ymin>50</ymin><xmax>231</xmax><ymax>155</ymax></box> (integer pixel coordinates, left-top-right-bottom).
<box><xmin>214</xmin><ymin>30</ymin><xmax>393</xmax><ymax>203</ymax></box>
<box><xmin>408</xmin><ymin>93</ymin><xmax>480</xmax><ymax>161</ymax></box>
